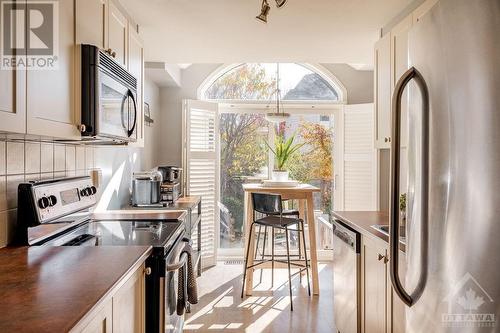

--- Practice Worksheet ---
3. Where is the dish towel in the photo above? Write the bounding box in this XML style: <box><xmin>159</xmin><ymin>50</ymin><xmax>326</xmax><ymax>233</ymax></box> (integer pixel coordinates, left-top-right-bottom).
<box><xmin>177</xmin><ymin>242</ymin><xmax>198</xmax><ymax>315</ymax></box>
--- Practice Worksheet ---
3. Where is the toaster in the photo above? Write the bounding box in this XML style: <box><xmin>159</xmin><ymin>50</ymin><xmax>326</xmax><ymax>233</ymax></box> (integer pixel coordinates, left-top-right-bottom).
<box><xmin>131</xmin><ymin>171</ymin><xmax>162</xmax><ymax>206</ymax></box>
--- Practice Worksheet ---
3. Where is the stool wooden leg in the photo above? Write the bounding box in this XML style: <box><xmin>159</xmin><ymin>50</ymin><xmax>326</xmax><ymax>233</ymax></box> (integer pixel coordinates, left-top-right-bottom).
<box><xmin>241</xmin><ymin>223</ymin><xmax>255</xmax><ymax>298</ymax></box>
<box><xmin>259</xmin><ymin>226</ymin><xmax>268</xmax><ymax>284</ymax></box>
<box><xmin>285</xmin><ymin>225</ymin><xmax>294</xmax><ymax>311</ymax></box>
<box><xmin>271</xmin><ymin>227</ymin><xmax>275</xmax><ymax>288</ymax></box>
<box><xmin>300</xmin><ymin>221</ymin><xmax>311</xmax><ymax>296</ymax></box>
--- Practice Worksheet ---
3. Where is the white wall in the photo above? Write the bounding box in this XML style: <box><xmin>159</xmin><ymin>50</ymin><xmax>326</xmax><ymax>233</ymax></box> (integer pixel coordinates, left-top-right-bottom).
<box><xmin>158</xmin><ymin>64</ymin><xmax>221</xmax><ymax>166</ymax></box>
<box><xmin>157</xmin><ymin>63</ymin><xmax>374</xmax><ymax>167</ymax></box>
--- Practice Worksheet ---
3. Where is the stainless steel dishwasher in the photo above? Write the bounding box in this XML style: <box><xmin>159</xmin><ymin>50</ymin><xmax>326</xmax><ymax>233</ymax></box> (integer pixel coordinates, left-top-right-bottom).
<box><xmin>333</xmin><ymin>219</ymin><xmax>361</xmax><ymax>333</ymax></box>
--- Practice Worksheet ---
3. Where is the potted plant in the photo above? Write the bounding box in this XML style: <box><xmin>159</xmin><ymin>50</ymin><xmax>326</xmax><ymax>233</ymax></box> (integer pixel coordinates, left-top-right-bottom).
<box><xmin>399</xmin><ymin>193</ymin><xmax>407</xmax><ymax>222</ymax></box>
<box><xmin>266</xmin><ymin>133</ymin><xmax>304</xmax><ymax>181</ymax></box>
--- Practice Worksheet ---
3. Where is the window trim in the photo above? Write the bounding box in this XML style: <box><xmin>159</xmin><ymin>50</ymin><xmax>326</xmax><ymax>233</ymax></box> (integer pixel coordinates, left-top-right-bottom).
<box><xmin>197</xmin><ymin>63</ymin><xmax>348</xmax><ymax>104</ymax></box>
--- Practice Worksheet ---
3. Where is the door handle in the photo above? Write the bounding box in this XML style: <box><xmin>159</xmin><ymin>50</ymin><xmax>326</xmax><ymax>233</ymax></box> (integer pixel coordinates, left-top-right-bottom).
<box><xmin>390</xmin><ymin>67</ymin><xmax>429</xmax><ymax>307</ymax></box>
<box><xmin>127</xmin><ymin>89</ymin><xmax>138</xmax><ymax>138</ymax></box>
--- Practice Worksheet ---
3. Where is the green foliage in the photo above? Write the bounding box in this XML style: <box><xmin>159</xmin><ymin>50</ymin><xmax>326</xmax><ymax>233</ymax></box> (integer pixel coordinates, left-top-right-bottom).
<box><xmin>266</xmin><ymin>132</ymin><xmax>305</xmax><ymax>171</ymax></box>
<box><xmin>222</xmin><ymin>195</ymin><xmax>244</xmax><ymax>233</ymax></box>
<box><xmin>400</xmin><ymin>193</ymin><xmax>407</xmax><ymax>212</ymax></box>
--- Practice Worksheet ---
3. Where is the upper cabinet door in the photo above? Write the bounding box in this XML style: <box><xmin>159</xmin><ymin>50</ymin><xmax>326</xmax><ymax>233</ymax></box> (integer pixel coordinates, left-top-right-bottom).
<box><xmin>76</xmin><ymin>0</ymin><xmax>108</xmax><ymax>48</ymax></box>
<box><xmin>26</xmin><ymin>0</ymin><xmax>79</xmax><ymax>139</ymax></box>
<box><xmin>127</xmin><ymin>23</ymin><xmax>144</xmax><ymax>147</ymax></box>
<box><xmin>0</xmin><ymin>61</ymin><xmax>26</xmax><ymax>135</ymax></box>
<box><xmin>413</xmin><ymin>0</ymin><xmax>439</xmax><ymax>25</ymax></box>
<box><xmin>374</xmin><ymin>34</ymin><xmax>391</xmax><ymax>149</ymax></box>
<box><xmin>108</xmin><ymin>1</ymin><xmax>128</xmax><ymax>67</ymax></box>
<box><xmin>0</xmin><ymin>1</ymin><xmax>26</xmax><ymax>134</ymax></box>
<box><xmin>390</xmin><ymin>15</ymin><xmax>412</xmax><ymax>148</ymax></box>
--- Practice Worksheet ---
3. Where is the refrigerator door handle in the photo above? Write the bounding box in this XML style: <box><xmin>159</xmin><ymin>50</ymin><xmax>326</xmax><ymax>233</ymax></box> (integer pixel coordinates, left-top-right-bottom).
<box><xmin>390</xmin><ymin>67</ymin><xmax>429</xmax><ymax>307</ymax></box>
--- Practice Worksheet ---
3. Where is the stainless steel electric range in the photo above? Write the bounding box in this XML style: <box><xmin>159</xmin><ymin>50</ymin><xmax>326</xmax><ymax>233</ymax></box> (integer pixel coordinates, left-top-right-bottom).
<box><xmin>13</xmin><ymin>176</ymin><xmax>189</xmax><ymax>333</ymax></box>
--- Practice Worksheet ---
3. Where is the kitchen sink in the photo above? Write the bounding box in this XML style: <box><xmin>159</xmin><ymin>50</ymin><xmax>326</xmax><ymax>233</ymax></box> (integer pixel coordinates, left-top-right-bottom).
<box><xmin>370</xmin><ymin>224</ymin><xmax>406</xmax><ymax>244</ymax></box>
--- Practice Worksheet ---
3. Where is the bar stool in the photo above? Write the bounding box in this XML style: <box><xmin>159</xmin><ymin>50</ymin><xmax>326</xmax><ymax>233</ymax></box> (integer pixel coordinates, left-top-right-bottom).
<box><xmin>241</xmin><ymin>193</ymin><xmax>311</xmax><ymax>311</ymax></box>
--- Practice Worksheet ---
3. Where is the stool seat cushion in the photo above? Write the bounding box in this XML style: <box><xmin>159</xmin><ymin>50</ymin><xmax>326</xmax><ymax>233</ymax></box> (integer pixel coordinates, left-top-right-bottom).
<box><xmin>254</xmin><ymin>215</ymin><xmax>302</xmax><ymax>227</ymax></box>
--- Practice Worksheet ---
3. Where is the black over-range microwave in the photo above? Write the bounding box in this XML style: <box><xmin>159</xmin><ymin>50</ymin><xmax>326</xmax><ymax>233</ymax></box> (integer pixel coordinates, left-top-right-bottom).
<box><xmin>80</xmin><ymin>44</ymin><xmax>138</xmax><ymax>143</ymax></box>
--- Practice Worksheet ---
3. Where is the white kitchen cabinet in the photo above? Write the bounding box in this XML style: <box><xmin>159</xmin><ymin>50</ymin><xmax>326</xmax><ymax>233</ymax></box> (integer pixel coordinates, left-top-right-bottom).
<box><xmin>388</xmin><ymin>252</ymin><xmax>407</xmax><ymax>333</ymax></box>
<box><xmin>76</xmin><ymin>0</ymin><xmax>108</xmax><ymax>48</ymax></box>
<box><xmin>112</xmin><ymin>263</ymin><xmax>146</xmax><ymax>333</ymax></box>
<box><xmin>361</xmin><ymin>236</ymin><xmax>388</xmax><ymax>333</ymax></box>
<box><xmin>78</xmin><ymin>300</ymin><xmax>113</xmax><ymax>333</ymax></box>
<box><xmin>127</xmin><ymin>23</ymin><xmax>145</xmax><ymax>147</ymax></box>
<box><xmin>26</xmin><ymin>0</ymin><xmax>80</xmax><ymax>139</ymax></box>
<box><xmin>361</xmin><ymin>234</ymin><xmax>407</xmax><ymax>333</ymax></box>
<box><xmin>71</xmin><ymin>263</ymin><xmax>146</xmax><ymax>333</ymax></box>
<box><xmin>390</xmin><ymin>15</ymin><xmax>412</xmax><ymax>148</ymax></box>
<box><xmin>374</xmin><ymin>34</ymin><xmax>392</xmax><ymax>149</ymax></box>
<box><xmin>413</xmin><ymin>0</ymin><xmax>439</xmax><ymax>25</ymax></box>
<box><xmin>108</xmin><ymin>1</ymin><xmax>128</xmax><ymax>68</ymax></box>
<box><xmin>0</xmin><ymin>64</ymin><xmax>26</xmax><ymax>134</ymax></box>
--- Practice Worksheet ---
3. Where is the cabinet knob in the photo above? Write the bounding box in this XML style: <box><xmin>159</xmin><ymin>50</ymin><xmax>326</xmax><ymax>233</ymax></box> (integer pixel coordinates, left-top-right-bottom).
<box><xmin>384</xmin><ymin>137</ymin><xmax>391</xmax><ymax>143</ymax></box>
<box><xmin>378</xmin><ymin>253</ymin><xmax>384</xmax><ymax>261</ymax></box>
<box><xmin>111</xmin><ymin>51</ymin><xmax>116</xmax><ymax>58</ymax></box>
<box><xmin>144</xmin><ymin>267</ymin><xmax>152</xmax><ymax>275</ymax></box>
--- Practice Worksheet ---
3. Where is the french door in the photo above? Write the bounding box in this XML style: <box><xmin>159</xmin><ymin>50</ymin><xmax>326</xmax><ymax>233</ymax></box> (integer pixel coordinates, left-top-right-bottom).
<box><xmin>182</xmin><ymin>100</ymin><xmax>219</xmax><ymax>268</ymax></box>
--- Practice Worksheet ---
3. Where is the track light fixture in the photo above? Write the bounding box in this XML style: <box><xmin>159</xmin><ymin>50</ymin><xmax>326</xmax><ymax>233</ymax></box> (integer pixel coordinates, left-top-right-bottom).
<box><xmin>256</xmin><ymin>0</ymin><xmax>287</xmax><ymax>23</ymax></box>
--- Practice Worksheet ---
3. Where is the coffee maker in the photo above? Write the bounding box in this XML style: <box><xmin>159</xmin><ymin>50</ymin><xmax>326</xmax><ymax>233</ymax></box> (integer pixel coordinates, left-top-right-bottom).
<box><xmin>157</xmin><ymin>166</ymin><xmax>183</xmax><ymax>203</ymax></box>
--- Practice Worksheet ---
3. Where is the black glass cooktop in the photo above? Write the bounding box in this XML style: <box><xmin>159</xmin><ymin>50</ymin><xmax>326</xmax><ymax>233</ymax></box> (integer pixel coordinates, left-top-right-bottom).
<box><xmin>43</xmin><ymin>220</ymin><xmax>183</xmax><ymax>249</ymax></box>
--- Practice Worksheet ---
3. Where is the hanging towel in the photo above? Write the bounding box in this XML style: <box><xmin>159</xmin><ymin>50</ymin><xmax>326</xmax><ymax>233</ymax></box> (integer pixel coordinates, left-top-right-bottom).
<box><xmin>177</xmin><ymin>242</ymin><xmax>198</xmax><ymax>315</ymax></box>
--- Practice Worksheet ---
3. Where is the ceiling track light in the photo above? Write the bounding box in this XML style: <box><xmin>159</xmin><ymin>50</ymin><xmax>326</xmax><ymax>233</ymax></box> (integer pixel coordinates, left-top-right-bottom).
<box><xmin>256</xmin><ymin>0</ymin><xmax>287</xmax><ymax>23</ymax></box>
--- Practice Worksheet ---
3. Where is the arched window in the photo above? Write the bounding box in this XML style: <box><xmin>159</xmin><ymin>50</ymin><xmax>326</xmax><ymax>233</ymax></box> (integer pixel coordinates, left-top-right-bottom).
<box><xmin>201</xmin><ymin>63</ymin><xmax>345</xmax><ymax>102</ymax></box>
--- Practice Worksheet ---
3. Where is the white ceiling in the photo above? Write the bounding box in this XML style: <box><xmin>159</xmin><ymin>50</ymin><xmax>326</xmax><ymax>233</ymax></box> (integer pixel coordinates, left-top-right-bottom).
<box><xmin>120</xmin><ymin>0</ymin><xmax>413</xmax><ymax>65</ymax></box>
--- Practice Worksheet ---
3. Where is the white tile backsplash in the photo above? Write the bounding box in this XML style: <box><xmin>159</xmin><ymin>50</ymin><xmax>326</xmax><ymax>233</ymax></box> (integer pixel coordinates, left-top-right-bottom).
<box><xmin>25</xmin><ymin>142</ymin><xmax>41</xmax><ymax>174</ymax></box>
<box><xmin>65</xmin><ymin>146</ymin><xmax>76</xmax><ymax>171</ymax></box>
<box><xmin>76</xmin><ymin>146</ymin><xmax>85</xmax><ymax>170</ymax></box>
<box><xmin>6</xmin><ymin>141</ymin><xmax>24</xmax><ymax>175</ymax></box>
<box><xmin>0</xmin><ymin>142</ymin><xmax>5</xmax><ymax>176</ymax></box>
<box><xmin>6</xmin><ymin>175</ymin><xmax>24</xmax><ymax>209</ymax></box>
<box><xmin>41</xmin><ymin>143</ymin><xmax>54</xmax><ymax>173</ymax></box>
<box><xmin>54</xmin><ymin>144</ymin><xmax>65</xmax><ymax>171</ymax></box>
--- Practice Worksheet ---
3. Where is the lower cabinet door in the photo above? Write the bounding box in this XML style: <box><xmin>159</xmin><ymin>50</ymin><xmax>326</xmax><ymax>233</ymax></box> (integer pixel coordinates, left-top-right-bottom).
<box><xmin>112</xmin><ymin>264</ymin><xmax>146</xmax><ymax>333</ymax></box>
<box><xmin>362</xmin><ymin>236</ymin><xmax>388</xmax><ymax>333</ymax></box>
<box><xmin>389</xmin><ymin>253</ymin><xmax>407</xmax><ymax>333</ymax></box>
<box><xmin>79</xmin><ymin>300</ymin><xmax>112</xmax><ymax>333</ymax></box>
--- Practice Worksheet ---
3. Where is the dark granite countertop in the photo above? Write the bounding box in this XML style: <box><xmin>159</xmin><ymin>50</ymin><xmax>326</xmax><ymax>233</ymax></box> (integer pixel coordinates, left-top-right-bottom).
<box><xmin>0</xmin><ymin>246</ymin><xmax>151</xmax><ymax>332</ymax></box>
<box><xmin>332</xmin><ymin>211</ymin><xmax>406</xmax><ymax>252</ymax></box>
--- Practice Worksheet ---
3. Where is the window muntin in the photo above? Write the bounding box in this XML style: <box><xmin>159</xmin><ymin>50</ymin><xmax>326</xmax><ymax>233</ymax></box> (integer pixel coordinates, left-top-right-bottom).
<box><xmin>205</xmin><ymin>63</ymin><xmax>339</xmax><ymax>101</ymax></box>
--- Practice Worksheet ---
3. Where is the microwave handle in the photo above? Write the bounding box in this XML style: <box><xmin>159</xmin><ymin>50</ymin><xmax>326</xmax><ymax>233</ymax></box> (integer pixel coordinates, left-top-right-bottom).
<box><xmin>127</xmin><ymin>89</ymin><xmax>137</xmax><ymax>138</ymax></box>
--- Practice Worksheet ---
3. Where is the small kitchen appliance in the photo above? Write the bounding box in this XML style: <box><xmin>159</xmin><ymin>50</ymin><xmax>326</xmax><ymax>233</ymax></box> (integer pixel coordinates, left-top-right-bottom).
<box><xmin>132</xmin><ymin>170</ymin><xmax>163</xmax><ymax>207</ymax></box>
<box><xmin>157</xmin><ymin>166</ymin><xmax>183</xmax><ymax>203</ymax></box>
<box><xmin>80</xmin><ymin>44</ymin><xmax>138</xmax><ymax>143</ymax></box>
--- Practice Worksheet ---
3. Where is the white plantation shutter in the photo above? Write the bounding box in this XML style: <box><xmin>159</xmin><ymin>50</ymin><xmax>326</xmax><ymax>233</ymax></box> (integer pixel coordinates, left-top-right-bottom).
<box><xmin>183</xmin><ymin>100</ymin><xmax>219</xmax><ymax>268</ymax></box>
<box><xmin>342</xmin><ymin>104</ymin><xmax>377</xmax><ymax>210</ymax></box>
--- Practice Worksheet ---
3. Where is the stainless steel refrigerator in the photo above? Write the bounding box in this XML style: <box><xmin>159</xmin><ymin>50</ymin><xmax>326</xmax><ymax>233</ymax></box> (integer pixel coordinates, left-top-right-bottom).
<box><xmin>389</xmin><ymin>0</ymin><xmax>500</xmax><ymax>332</ymax></box>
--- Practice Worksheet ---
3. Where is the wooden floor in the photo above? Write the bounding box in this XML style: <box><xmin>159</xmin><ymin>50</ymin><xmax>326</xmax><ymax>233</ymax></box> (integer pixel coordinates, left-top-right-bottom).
<box><xmin>185</xmin><ymin>262</ymin><xmax>334</xmax><ymax>333</ymax></box>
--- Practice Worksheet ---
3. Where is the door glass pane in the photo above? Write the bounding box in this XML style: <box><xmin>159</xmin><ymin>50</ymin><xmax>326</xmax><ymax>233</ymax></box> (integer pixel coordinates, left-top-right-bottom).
<box><xmin>219</xmin><ymin>114</ymin><xmax>269</xmax><ymax>248</ymax></box>
<box><xmin>273</xmin><ymin>114</ymin><xmax>335</xmax><ymax>251</ymax></box>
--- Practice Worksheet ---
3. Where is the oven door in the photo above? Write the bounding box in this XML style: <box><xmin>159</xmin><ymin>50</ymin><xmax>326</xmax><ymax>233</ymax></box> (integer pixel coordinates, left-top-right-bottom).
<box><xmin>97</xmin><ymin>69</ymin><xmax>137</xmax><ymax>141</ymax></box>
<box><xmin>162</xmin><ymin>238</ymin><xmax>189</xmax><ymax>333</ymax></box>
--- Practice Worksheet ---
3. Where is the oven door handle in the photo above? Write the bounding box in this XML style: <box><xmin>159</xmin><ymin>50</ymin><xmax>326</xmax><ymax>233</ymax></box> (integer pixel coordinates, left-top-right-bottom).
<box><xmin>167</xmin><ymin>252</ymin><xmax>188</xmax><ymax>272</ymax></box>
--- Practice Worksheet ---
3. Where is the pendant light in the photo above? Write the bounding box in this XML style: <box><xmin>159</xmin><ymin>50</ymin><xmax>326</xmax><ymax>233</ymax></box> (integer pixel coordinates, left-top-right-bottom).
<box><xmin>265</xmin><ymin>64</ymin><xmax>290</xmax><ymax>123</ymax></box>
<box><xmin>256</xmin><ymin>0</ymin><xmax>287</xmax><ymax>23</ymax></box>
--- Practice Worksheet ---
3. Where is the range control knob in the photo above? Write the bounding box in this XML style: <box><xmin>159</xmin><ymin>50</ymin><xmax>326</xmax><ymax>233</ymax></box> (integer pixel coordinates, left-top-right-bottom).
<box><xmin>48</xmin><ymin>195</ymin><xmax>57</xmax><ymax>207</ymax></box>
<box><xmin>38</xmin><ymin>197</ymin><xmax>50</xmax><ymax>209</ymax></box>
<box><xmin>80</xmin><ymin>188</ymin><xmax>88</xmax><ymax>197</ymax></box>
<box><xmin>85</xmin><ymin>187</ymin><xmax>93</xmax><ymax>196</ymax></box>
<box><xmin>90</xmin><ymin>186</ymin><xmax>97</xmax><ymax>195</ymax></box>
